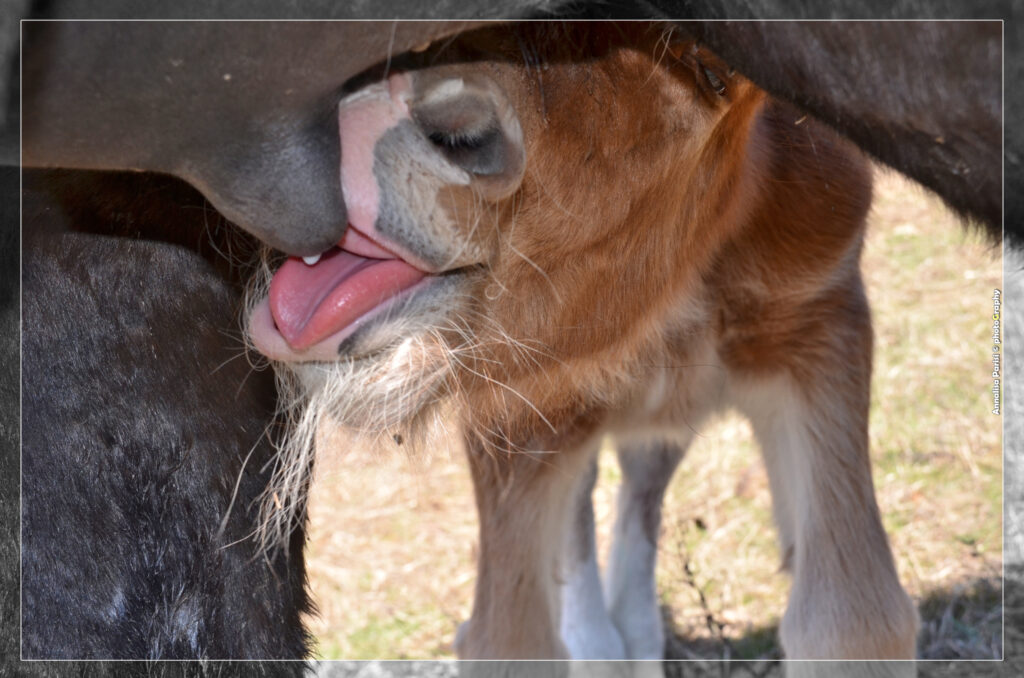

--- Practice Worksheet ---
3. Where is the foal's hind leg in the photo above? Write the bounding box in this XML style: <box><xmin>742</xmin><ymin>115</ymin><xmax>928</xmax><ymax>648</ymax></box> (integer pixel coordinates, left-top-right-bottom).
<box><xmin>605</xmin><ymin>439</ymin><xmax>687</xmax><ymax>660</ymax></box>
<box><xmin>559</xmin><ymin>450</ymin><xmax>627</xmax><ymax>659</ymax></box>
<box><xmin>729</xmin><ymin>310</ymin><xmax>918</xmax><ymax>673</ymax></box>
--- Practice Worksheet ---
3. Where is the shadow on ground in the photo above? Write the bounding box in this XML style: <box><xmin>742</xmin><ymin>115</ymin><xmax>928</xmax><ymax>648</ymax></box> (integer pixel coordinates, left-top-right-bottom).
<box><xmin>656</xmin><ymin>571</ymin><xmax>1014</xmax><ymax>674</ymax></box>
<box><xmin>309</xmin><ymin>568</ymin><xmax>1022</xmax><ymax>678</ymax></box>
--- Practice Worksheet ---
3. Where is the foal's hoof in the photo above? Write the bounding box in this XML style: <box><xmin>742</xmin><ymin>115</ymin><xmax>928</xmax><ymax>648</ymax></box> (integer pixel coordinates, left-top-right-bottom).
<box><xmin>454</xmin><ymin>619</ymin><xmax>470</xmax><ymax>657</ymax></box>
<box><xmin>560</xmin><ymin>611</ymin><xmax>627</xmax><ymax>660</ymax></box>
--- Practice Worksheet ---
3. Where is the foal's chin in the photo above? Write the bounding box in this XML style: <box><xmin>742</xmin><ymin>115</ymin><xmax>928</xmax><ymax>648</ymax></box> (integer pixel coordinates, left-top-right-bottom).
<box><xmin>244</xmin><ymin>266</ymin><xmax>477</xmax><ymax>549</ymax></box>
<box><xmin>266</xmin><ymin>271</ymin><xmax>475</xmax><ymax>439</ymax></box>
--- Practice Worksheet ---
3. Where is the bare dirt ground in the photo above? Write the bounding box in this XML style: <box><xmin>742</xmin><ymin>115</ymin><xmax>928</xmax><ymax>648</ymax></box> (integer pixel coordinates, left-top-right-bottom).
<box><xmin>302</xmin><ymin>168</ymin><xmax>1005</xmax><ymax>666</ymax></box>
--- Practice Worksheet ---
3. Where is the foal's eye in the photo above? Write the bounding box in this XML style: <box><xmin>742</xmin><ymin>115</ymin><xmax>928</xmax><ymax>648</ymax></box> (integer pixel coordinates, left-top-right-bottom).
<box><xmin>423</xmin><ymin>123</ymin><xmax>508</xmax><ymax>176</ymax></box>
<box><xmin>428</xmin><ymin>127</ymin><xmax>494</xmax><ymax>152</ymax></box>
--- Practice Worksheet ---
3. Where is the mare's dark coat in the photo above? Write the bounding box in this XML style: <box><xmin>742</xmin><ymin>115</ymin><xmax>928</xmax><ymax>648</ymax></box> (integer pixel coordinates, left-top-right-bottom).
<box><xmin>20</xmin><ymin>171</ymin><xmax>312</xmax><ymax>661</ymax></box>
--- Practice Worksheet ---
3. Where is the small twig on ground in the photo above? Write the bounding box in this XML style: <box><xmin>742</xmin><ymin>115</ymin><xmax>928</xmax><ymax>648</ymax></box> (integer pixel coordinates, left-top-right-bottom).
<box><xmin>677</xmin><ymin>521</ymin><xmax>735</xmax><ymax>664</ymax></box>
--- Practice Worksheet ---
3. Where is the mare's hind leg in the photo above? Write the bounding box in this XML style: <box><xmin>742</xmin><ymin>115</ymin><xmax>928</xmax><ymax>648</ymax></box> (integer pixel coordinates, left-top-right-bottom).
<box><xmin>559</xmin><ymin>450</ymin><xmax>627</xmax><ymax>659</ymax></box>
<box><xmin>605</xmin><ymin>439</ymin><xmax>687</xmax><ymax>660</ymax></box>
<box><xmin>730</xmin><ymin>311</ymin><xmax>918</xmax><ymax>674</ymax></box>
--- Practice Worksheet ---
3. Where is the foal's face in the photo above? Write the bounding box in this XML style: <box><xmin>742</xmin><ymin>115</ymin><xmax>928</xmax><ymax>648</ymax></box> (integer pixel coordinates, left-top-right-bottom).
<box><xmin>248</xmin><ymin>24</ymin><xmax>762</xmax><ymax>435</ymax></box>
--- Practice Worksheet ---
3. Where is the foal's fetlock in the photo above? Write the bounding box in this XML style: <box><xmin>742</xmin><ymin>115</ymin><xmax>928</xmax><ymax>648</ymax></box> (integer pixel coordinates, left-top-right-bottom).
<box><xmin>780</xmin><ymin>584</ymin><xmax>918</xmax><ymax>662</ymax></box>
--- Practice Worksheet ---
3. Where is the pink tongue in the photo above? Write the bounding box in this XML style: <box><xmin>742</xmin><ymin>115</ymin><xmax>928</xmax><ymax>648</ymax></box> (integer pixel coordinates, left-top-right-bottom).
<box><xmin>269</xmin><ymin>248</ymin><xmax>425</xmax><ymax>351</ymax></box>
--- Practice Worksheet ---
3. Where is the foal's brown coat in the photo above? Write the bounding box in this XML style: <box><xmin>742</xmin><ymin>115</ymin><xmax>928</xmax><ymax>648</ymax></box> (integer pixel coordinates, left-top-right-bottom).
<box><xmin>254</xmin><ymin>22</ymin><xmax>919</xmax><ymax>667</ymax></box>
<box><xmin>439</xmin><ymin>25</ymin><xmax>915</xmax><ymax>663</ymax></box>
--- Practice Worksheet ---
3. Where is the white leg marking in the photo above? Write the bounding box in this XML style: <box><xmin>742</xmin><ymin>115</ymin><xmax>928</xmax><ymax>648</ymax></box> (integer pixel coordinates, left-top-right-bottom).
<box><xmin>560</xmin><ymin>455</ymin><xmax>626</xmax><ymax>660</ymax></box>
<box><xmin>604</xmin><ymin>440</ymin><xmax>687</xmax><ymax>660</ymax></box>
<box><xmin>733</xmin><ymin>376</ymin><xmax>919</xmax><ymax>667</ymax></box>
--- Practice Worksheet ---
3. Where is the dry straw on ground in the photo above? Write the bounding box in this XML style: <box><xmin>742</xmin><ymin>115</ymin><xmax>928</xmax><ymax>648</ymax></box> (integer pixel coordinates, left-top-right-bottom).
<box><xmin>303</xmin><ymin>168</ymin><xmax>1003</xmax><ymax>660</ymax></box>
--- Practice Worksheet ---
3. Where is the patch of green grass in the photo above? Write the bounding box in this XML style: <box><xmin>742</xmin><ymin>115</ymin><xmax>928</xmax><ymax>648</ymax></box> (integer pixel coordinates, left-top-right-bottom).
<box><xmin>731</xmin><ymin>624</ymin><xmax>781</xmax><ymax>660</ymax></box>
<box><xmin>345</xmin><ymin>615</ymin><xmax>422</xmax><ymax>659</ymax></box>
<box><xmin>315</xmin><ymin>602</ymin><xmax>457</xmax><ymax>660</ymax></box>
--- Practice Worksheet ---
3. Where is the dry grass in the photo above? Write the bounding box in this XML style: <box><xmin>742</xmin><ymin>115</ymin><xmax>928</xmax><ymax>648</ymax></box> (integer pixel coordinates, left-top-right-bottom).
<box><xmin>303</xmin><ymin>168</ymin><xmax>1003</xmax><ymax>660</ymax></box>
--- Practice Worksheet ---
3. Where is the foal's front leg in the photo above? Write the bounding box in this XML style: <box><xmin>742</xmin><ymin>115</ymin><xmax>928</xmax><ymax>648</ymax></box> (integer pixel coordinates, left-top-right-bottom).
<box><xmin>730</xmin><ymin>304</ymin><xmax>918</xmax><ymax>675</ymax></box>
<box><xmin>457</xmin><ymin>436</ymin><xmax>592</xmax><ymax>661</ymax></box>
